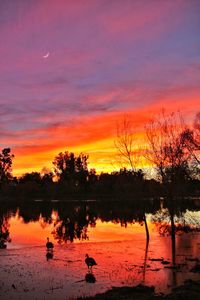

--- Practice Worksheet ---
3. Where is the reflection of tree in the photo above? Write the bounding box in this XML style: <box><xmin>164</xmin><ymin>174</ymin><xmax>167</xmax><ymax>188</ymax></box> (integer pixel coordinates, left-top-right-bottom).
<box><xmin>142</xmin><ymin>233</ymin><xmax>149</xmax><ymax>283</ymax></box>
<box><xmin>0</xmin><ymin>203</ymin><xmax>15</xmax><ymax>248</ymax></box>
<box><xmin>52</xmin><ymin>204</ymin><xmax>96</xmax><ymax>243</ymax></box>
<box><xmin>3</xmin><ymin>199</ymin><xmax>199</xmax><ymax>256</ymax></box>
<box><xmin>152</xmin><ymin>207</ymin><xmax>200</xmax><ymax>237</ymax></box>
<box><xmin>51</xmin><ymin>200</ymin><xmax>153</xmax><ymax>244</ymax></box>
<box><xmin>0</xmin><ymin>215</ymin><xmax>11</xmax><ymax>248</ymax></box>
<box><xmin>19</xmin><ymin>202</ymin><xmax>53</xmax><ymax>224</ymax></box>
<box><xmin>151</xmin><ymin>204</ymin><xmax>177</xmax><ymax>287</ymax></box>
<box><xmin>152</xmin><ymin>201</ymin><xmax>200</xmax><ymax>287</ymax></box>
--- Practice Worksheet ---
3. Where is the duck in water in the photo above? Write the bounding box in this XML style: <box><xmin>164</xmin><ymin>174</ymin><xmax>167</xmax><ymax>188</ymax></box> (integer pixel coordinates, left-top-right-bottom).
<box><xmin>85</xmin><ymin>254</ymin><xmax>97</xmax><ymax>270</ymax></box>
<box><xmin>46</xmin><ymin>237</ymin><xmax>54</xmax><ymax>250</ymax></box>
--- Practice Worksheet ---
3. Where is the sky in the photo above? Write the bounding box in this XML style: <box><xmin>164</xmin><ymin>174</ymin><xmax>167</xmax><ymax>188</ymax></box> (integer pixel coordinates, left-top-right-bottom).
<box><xmin>0</xmin><ymin>0</ymin><xmax>200</xmax><ymax>176</ymax></box>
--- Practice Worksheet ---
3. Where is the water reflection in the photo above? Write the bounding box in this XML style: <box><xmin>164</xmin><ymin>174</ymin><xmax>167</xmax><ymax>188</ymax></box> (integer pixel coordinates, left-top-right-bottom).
<box><xmin>0</xmin><ymin>198</ymin><xmax>199</xmax><ymax>248</ymax></box>
<box><xmin>46</xmin><ymin>251</ymin><xmax>54</xmax><ymax>261</ymax></box>
<box><xmin>0</xmin><ymin>198</ymin><xmax>199</xmax><ymax>298</ymax></box>
<box><xmin>0</xmin><ymin>209</ymin><xmax>12</xmax><ymax>248</ymax></box>
<box><xmin>142</xmin><ymin>235</ymin><xmax>149</xmax><ymax>283</ymax></box>
<box><xmin>85</xmin><ymin>272</ymin><xmax>96</xmax><ymax>283</ymax></box>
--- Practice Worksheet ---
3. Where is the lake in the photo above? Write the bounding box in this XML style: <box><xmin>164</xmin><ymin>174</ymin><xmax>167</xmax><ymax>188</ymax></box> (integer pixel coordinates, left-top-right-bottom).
<box><xmin>0</xmin><ymin>199</ymin><xmax>199</xmax><ymax>299</ymax></box>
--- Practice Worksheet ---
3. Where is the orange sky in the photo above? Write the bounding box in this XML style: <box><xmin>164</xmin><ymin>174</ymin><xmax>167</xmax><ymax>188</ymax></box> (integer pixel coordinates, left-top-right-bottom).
<box><xmin>10</xmin><ymin>100</ymin><xmax>199</xmax><ymax>176</ymax></box>
<box><xmin>12</xmin><ymin>99</ymin><xmax>199</xmax><ymax>176</ymax></box>
<box><xmin>0</xmin><ymin>1</ymin><xmax>199</xmax><ymax>176</ymax></box>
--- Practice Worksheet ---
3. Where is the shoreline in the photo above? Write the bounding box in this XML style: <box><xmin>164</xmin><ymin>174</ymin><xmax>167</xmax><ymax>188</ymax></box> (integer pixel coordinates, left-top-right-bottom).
<box><xmin>79</xmin><ymin>280</ymin><xmax>200</xmax><ymax>300</ymax></box>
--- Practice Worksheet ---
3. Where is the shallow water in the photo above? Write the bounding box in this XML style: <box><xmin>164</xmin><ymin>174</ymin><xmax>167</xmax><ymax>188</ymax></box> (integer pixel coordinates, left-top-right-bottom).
<box><xmin>0</xmin><ymin>202</ymin><xmax>200</xmax><ymax>299</ymax></box>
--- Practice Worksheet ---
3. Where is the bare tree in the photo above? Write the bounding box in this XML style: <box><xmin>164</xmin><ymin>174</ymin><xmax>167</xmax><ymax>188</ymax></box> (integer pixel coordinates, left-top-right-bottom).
<box><xmin>115</xmin><ymin>115</ymin><xmax>150</xmax><ymax>242</ymax></box>
<box><xmin>180</xmin><ymin>113</ymin><xmax>200</xmax><ymax>166</ymax></box>
<box><xmin>144</xmin><ymin>110</ymin><xmax>192</xmax><ymax>190</ymax></box>
<box><xmin>194</xmin><ymin>112</ymin><xmax>200</xmax><ymax>138</ymax></box>
<box><xmin>115</xmin><ymin>115</ymin><xmax>137</xmax><ymax>171</ymax></box>
<box><xmin>193</xmin><ymin>112</ymin><xmax>200</xmax><ymax>166</ymax></box>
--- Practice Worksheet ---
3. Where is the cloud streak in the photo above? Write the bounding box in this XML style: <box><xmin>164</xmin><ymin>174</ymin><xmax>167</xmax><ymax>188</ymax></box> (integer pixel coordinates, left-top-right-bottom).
<box><xmin>0</xmin><ymin>0</ymin><xmax>200</xmax><ymax>174</ymax></box>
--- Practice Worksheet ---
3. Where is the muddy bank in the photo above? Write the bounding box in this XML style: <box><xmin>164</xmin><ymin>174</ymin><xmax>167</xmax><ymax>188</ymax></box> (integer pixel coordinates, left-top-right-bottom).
<box><xmin>79</xmin><ymin>280</ymin><xmax>200</xmax><ymax>300</ymax></box>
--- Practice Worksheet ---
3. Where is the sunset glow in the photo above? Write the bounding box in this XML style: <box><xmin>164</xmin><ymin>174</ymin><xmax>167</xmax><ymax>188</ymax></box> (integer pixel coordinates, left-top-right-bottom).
<box><xmin>9</xmin><ymin>213</ymin><xmax>153</xmax><ymax>247</ymax></box>
<box><xmin>0</xmin><ymin>1</ymin><xmax>199</xmax><ymax>175</ymax></box>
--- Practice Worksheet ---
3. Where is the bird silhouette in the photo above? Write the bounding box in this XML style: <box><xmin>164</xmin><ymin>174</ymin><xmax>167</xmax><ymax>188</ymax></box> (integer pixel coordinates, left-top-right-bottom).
<box><xmin>46</xmin><ymin>237</ymin><xmax>54</xmax><ymax>250</ymax></box>
<box><xmin>85</xmin><ymin>254</ymin><xmax>97</xmax><ymax>270</ymax></box>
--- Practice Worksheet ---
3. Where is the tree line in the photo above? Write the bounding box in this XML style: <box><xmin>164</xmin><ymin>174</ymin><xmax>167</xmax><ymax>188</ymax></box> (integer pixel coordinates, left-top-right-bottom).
<box><xmin>0</xmin><ymin>110</ymin><xmax>199</xmax><ymax>199</ymax></box>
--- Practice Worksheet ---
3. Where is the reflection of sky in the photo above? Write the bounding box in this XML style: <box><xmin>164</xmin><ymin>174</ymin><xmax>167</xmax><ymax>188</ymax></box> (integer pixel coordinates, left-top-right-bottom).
<box><xmin>150</xmin><ymin>209</ymin><xmax>200</xmax><ymax>228</ymax></box>
<box><xmin>182</xmin><ymin>210</ymin><xmax>200</xmax><ymax>226</ymax></box>
<box><xmin>8</xmin><ymin>214</ymin><xmax>151</xmax><ymax>248</ymax></box>
<box><xmin>5</xmin><ymin>210</ymin><xmax>200</xmax><ymax>297</ymax></box>
<box><xmin>0</xmin><ymin>1</ymin><xmax>200</xmax><ymax>174</ymax></box>
<box><xmin>8</xmin><ymin>211</ymin><xmax>200</xmax><ymax>247</ymax></box>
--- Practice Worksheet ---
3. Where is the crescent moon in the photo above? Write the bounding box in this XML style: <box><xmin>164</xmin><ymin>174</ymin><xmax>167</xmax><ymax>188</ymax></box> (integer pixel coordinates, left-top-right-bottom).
<box><xmin>43</xmin><ymin>52</ymin><xmax>50</xmax><ymax>58</ymax></box>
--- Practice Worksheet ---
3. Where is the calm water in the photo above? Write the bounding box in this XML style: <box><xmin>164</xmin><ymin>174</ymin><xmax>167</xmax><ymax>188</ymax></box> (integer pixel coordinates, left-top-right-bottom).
<box><xmin>0</xmin><ymin>200</ymin><xmax>199</xmax><ymax>300</ymax></box>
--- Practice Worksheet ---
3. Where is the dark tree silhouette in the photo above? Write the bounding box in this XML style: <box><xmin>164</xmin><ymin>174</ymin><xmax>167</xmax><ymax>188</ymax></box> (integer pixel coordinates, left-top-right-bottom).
<box><xmin>52</xmin><ymin>204</ymin><xmax>96</xmax><ymax>243</ymax></box>
<box><xmin>41</xmin><ymin>172</ymin><xmax>54</xmax><ymax>184</ymax></box>
<box><xmin>115</xmin><ymin>115</ymin><xmax>137</xmax><ymax>171</ymax></box>
<box><xmin>145</xmin><ymin>111</ymin><xmax>193</xmax><ymax>195</ymax></box>
<box><xmin>52</xmin><ymin>151</ymin><xmax>89</xmax><ymax>188</ymax></box>
<box><xmin>19</xmin><ymin>172</ymin><xmax>42</xmax><ymax>184</ymax></box>
<box><xmin>0</xmin><ymin>148</ymin><xmax>14</xmax><ymax>186</ymax></box>
<box><xmin>180</xmin><ymin>113</ymin><xmax>200</xmax><ymax>167</ymax></box>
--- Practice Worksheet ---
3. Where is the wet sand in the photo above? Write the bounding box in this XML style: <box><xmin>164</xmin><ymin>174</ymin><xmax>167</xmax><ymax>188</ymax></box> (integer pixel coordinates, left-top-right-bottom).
<box><xmin>0</xmin><ymin>234</ymin><xmax>200</xmax><ymax>300</ymax></box>
<box><xmin>0</xmin><ymin>214</ymin><xmax>200</xmax><ymax>300</ymax></box>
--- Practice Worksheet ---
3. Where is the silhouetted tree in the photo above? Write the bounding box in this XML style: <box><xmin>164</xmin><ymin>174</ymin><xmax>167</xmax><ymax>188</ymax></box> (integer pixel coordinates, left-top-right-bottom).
<box><xmin>0</xmin><ymin>148</ymin><xmax>14</xmax><ymax>187</ymax></box>
<box><xmin>52</xmin><ymin>151</ymin><xmax>89</xmax><ymax>188</ymax></box>
<box><xmin>115</xmin><ymin>115</ymin><xmax>138</xmax><ymax>171</ymax></box>
<box><xmin>41</xmin><ymin>172</ymin><xmax>54</xmax><ymax>184</ymax></box>
<box><xmin>109</xmin><ymin>124</ymin><xmax>150</xmax><ymax>239</ymax></box>
<box><xmin>75</xmin><ymin>153</ymin><xmax>89</xmax><ymax>187</ymax></box>
<box><xmin>194</xmin><ymin>112</ymin><xmax>200</xmax><ymax>145</ymax></box>
<box><xmin>40</xmin><ymin>167</ymin><xmax>54</xmax><ymax>184</ymax></box>
<box><xmin>19</xmin><ymin>172</ymin><xmax>42</xmax><ymax>184</ymax></box>
<box><xmin>180</xmin><ymin>112</ymin><xmax>200</xmax><ymax>168</ymax></box>
<box><xmin>145</xmin><ymin>111</ymin><xmax>193</xmax><ymax>195</ymax></box>
<box><xmin>87</xmin><ymin>168</ymin><xmax>97</xmax><ymax>187</ymax></box>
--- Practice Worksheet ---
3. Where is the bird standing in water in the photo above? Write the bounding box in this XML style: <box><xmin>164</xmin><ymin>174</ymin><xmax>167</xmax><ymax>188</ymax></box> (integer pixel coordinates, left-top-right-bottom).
<box><xmin>85</xmin><ymin>254</ymin><xmax>97</xmax><ymax>270</ymax></box>
<box><xmin>46</xmin><ymin>237</ymin><xmax>54</xmax><ymax>250</ymax></box>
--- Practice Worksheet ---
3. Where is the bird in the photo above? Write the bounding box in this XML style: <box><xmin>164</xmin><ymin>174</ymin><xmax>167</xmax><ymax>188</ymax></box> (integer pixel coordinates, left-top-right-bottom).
<box><xmin>46</xmin><ymin>237</ymin><xmax>54</xmax><ymax>250</ymax></box>
<box><xmin>85</xmin><ymin>254</ymin><xmax>97</xmax><ymax>270</ymax></box>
